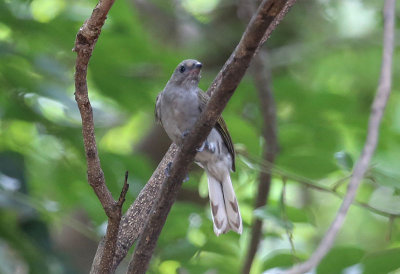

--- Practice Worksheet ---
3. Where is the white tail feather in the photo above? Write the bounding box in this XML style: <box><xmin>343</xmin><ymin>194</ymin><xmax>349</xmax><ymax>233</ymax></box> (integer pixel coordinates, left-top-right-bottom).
<box><xmin>207</xmin><ymin>172</ymin><xmax>242</xmax><ymax>236</ymax></box>
<box><xmin>207</xmin><ymin>173</ymin><xmax>229</xmax><ymax>236</ymax></box>
<box><xmin>222</xmin><ymin>175</ymin><xmax>242</xmax><ymax>234</ymax></box>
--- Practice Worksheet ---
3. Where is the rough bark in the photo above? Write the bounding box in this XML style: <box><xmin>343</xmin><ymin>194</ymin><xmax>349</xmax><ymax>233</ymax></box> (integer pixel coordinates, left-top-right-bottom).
<box><xmin>93</xmin><ymin>145</ymin><xmax>178</xmax><ymax>272</ymax></box>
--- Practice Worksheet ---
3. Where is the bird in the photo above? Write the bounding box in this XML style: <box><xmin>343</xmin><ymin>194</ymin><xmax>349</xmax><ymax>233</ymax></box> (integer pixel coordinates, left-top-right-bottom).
<box><xmin>155</xmin><ymin>59</ymin><xmax>242</xmax><ymax>236</ymax></box>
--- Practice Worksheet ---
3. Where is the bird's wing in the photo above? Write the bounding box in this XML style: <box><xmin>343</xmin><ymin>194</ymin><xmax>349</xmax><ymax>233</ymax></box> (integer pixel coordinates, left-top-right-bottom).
<box><xmin>155</xmin><ymin>92</ymin><xmax>162</xmax><ymax>126</ymax></box>
<box><xmin>197</xmin><ymin>89</ymin><xmax>236</xmax><ymax>171</ymax></box>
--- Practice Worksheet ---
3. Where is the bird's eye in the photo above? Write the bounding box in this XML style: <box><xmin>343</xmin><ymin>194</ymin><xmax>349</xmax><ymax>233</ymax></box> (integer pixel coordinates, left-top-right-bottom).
<box><xmin>179</xmin><ymin>66</ymin><xmax>186</xmax><ymax>73</ymax></box>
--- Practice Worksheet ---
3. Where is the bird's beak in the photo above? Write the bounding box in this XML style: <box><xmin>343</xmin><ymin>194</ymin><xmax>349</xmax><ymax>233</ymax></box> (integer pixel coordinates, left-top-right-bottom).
<box><xmin>191</xmin><ymin>62</ymin><xmax>202</xmax><ymax>75</ymax></box>
<box><xmin>194</xmin><ymin>62</ymin><xmax>202</xmax><ymax>69</ymax></box>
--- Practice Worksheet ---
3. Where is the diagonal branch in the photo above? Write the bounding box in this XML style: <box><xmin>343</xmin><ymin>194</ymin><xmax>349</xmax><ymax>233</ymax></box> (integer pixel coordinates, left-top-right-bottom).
<box><xmin>284</xmin><ymin>0</ymin><xmax>396</xmax><ymax>272</ymax></box>
<box><xmin>72</xmin><ymin>0</ymin><xmax>130</xmax><ymax>273</ymax></box>
<box><xmin>206</xmin><ymin>0</ymin><xmax>297</xmax><ymax>97</ymax></box>
<box><xmin>126</xmin><ymin>0</ymin><xmax>297</xmax><ymax>273</ymax></box>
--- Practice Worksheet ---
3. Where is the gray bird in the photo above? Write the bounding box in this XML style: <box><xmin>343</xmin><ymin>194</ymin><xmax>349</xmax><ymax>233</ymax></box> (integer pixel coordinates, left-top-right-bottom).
<box><xmin>155</xmin><ymin>59</ymin><xmax>242</xmax><ymax>236</ymax></box>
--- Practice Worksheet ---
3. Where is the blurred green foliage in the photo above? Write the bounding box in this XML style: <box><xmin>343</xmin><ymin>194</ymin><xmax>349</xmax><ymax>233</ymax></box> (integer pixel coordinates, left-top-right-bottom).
<box><xmin>0</xmin><ymin>0</ymin><xmax>399</xmax><ymax>273</ymax></box>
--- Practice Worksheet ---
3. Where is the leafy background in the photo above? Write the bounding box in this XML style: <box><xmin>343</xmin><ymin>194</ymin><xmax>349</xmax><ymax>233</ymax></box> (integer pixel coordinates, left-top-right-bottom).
<box><xmin>0</xmin><ymin>0</ymin><xmax>400</xmax><ymax>273</ymax></box>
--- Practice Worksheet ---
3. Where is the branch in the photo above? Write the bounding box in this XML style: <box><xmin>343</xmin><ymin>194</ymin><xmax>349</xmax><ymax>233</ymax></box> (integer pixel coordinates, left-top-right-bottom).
<box><xmin>126</xmin><ymin>0</ymin><xmax>297</xmax><ymax>273</ymax></box>
<box><xmin>242</xmin><ymin>52</ymin><xmax>279</xmax><ymax>274</ymax></box>
<box><xmin>205</xmin><ymin>0</ymin><xmax>297</xmax><ymax>99</ymax></box>
<box><xmin>237</xmin><ymin>1</ymin><xmax>279</xmax><ymax>273</ymax></box>
<box><xmin>242</xmin><ymin>51</ymin><xmax>279</xmax><ymax>274</ymax></box>
<box><xmin>72</xmin><ymin>1</ymin><xmax>131</xmax><ymax>273</ymax></box>
<box><xmin>284</xmin><ymin>0</ymin><xmax>396</xmax><ymax>272</ymax></box>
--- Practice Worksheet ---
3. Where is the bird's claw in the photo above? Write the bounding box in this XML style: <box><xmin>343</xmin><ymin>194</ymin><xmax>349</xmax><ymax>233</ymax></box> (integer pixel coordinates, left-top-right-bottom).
<box><xmin>197</xmin><ymin>141</ymin><xmax>206</xmax><ymax>152</ymax></box>
<box><xmin>207</xmin><ymin>142</ymin><xmax>216</xmax><ymax>153</ymax></box>
<box><xmin>197</xmin><ymin>141</ymin><xmax>216</xmax><ymax>153</ymax></box>
<box><xmin>165</xmin><ymin>162</ymin><xmax>172</xmax><ymax>176</ymax></box>
<box><xmin>181</xmin><ymin>130</ymin><xmax>190</xmax><ymax>138</ymax></box>
<box><xmin>183</xmin><ymin>174</ymin><xmax>189</xmax><ymax>183</ymax></box>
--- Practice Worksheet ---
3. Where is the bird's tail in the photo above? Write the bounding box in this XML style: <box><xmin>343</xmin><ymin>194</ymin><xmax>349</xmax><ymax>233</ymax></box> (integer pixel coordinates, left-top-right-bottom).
<box><xmin>207</xmin><ymin>172</ymin><xmax>242</xmax><ymax>236</ymax></box>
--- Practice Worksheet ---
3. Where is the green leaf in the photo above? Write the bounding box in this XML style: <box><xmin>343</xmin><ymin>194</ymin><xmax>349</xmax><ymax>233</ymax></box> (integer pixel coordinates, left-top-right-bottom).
<box><xmin>361</xmin><ymin>248</ymin><xmax>400</xmax><ymax>274</ymax></box>
<box><xmin>317</xmin><ymin>246</ymin><xmax>365</xmax><ymax>274</ymax></box>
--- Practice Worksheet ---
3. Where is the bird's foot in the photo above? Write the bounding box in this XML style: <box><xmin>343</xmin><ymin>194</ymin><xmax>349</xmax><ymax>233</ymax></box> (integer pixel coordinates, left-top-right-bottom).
<box><xmin>206</xmin><ymin>142</ymin><xmax>216</xmax><ymax>153</ymax></box>
<box><xmin>165</xmin><ymin>162</ymin><xmax>172</xmax><ymax>176</ymax></box>
<box><xmin>196</xmin><ymin>141</ymin><xmax>207</xmax><ymax>152</ymax></box>
<box><xmin>181</xmin><ymin>130</ymin><xmax>190</xmax><ymax>139</ymax></box>
<box><xmin>197</xmin><ymin>141</ymin><xmax>216</xmax><ymax>153</ymax></box>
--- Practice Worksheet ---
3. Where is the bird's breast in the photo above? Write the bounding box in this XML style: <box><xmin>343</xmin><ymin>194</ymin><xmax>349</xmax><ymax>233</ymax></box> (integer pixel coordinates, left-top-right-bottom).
<box><xmin>160</xmin><ymin>89</ymin><xmax>200</xmax><ymax>142</ymax></box>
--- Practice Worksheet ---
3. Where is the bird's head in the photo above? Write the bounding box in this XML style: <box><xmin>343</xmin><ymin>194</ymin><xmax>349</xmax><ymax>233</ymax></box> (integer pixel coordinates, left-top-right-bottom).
<box><xmin>169</xmin><ymin>59</ymin><xmax>202</xmax><ymax>88</ymax></box>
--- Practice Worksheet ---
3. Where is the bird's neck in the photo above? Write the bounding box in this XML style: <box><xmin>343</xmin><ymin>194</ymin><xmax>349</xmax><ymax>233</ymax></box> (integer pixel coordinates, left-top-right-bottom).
<box><xmin>166</xmin><ymin>79</ymin><xmax>199</xmax><ymax>93</ymax></box>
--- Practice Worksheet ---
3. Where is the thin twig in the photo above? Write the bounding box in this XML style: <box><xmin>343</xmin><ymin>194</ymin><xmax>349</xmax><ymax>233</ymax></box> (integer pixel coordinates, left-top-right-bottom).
<box><xmin>126</xmin><ymin>0</ymin><xmax>297</xmax><ymax>273</ymax></box>
<box><xmin>117</xmin><ymin>171</ymin><xmax>130</xmax><ymax>207</ymax></box>
<box><xmin>331</xmin><ymin>176</ymin><xmax>350</xmax><ymax>192</ymax></box>
<box><xmin>284</xmin><ymin>0</ymin><xmax>396</xmax><ymax>272</ymax></box>
<box><xmin>73</xmin><ymin>0</ymin><xmax>132</xmax><ymax>273</ymax></box>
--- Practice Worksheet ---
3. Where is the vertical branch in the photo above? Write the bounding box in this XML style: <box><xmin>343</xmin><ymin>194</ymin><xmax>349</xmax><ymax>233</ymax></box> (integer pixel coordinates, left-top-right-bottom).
<box><xmin>74</xmin><ymin>0</ymin><xmax>116</xmax><ymax>218</ymax></box>
<box><xmin>284</xmin><ymin>0</ymin><xmax>396</xmax><ymax>273</ymax></box>
<box><xmin>73</xmin><ymin>0</ymin><xmax>130</xmax><ymax>273</ymax></box>
<box><xmin>242</xmin><ymin>52</ymin><xmax>279</xmax><ymax>274</ymax></box>
<box><xmin>238</xmin><ymin>1</ymin><xmax>279</xmax><ymax>273</ymax></box>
